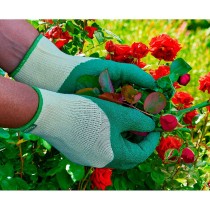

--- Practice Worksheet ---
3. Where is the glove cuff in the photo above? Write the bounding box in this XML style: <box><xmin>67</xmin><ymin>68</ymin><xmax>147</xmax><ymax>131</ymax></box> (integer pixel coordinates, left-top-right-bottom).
<box><xmin>10</xmin><ymin>86</ymin><xmax>43</xmax><ymax>133</ymax></box>
<box><xmin>10</xmin><ymin>34</ymin><xmax>95</xmax><ymax>92</ymax></box>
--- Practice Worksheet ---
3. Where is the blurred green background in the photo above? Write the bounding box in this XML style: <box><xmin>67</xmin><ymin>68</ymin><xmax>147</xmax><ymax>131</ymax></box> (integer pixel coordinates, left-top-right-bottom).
<box><xmin>87</xmin><ymin>19</ymin><xmax>210</xmax><ymax>103</ymax></box>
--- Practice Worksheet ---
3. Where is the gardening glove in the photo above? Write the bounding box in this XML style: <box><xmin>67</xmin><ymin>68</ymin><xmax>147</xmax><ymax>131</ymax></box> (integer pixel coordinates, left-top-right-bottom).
<box><xmin>11</xmin><ymin>34</ymin><xmax>156</xmax><ymax>93</ymax></box>
<box><xmin>13</xmin><ymin>87</ymin><xmax>160</xmax><ymax>170</ymax></box>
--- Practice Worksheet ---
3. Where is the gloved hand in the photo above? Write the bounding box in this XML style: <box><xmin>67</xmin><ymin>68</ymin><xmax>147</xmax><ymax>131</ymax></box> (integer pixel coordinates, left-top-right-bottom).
<box><xmin>13</xmin><ymin>87</ymin><xmax>160</xmax><ymax>170</ymax></box>
<box><xmin>10</xmin><ymin>34</ymin><xmax>160</xmax><ymax>169</ymax></box>
<box><xmin>11</xmin><ymin>34</ymin><xmax>156</xmax><ymax>93</ymax></box>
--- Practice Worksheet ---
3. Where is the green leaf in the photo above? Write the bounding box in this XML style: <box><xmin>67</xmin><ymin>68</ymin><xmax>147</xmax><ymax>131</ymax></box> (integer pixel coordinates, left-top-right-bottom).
<box><xmin>94</xmin><ymin>31</ymin><xmax>105</xmax><ymax>43</ymax></box>
<box><xmin>39</xmin><ymin>139</ymin><xmax>52</xmax><ymax>151</ymax></box>
<box><xmin>56</xmin><ymin>169</ymin><xmax>73</xmax><ymax>190</ymax></box>
<box><xmin>175</xmin><ymin>178</ymin><xmax>187</xmax><ymax>186</ymax></box>
<box><xmin>169</xmin><ymin>58</ymin><xmax>192</xmax><ymax>82</ymax></box>
<box><xmin>89</xmin><ymin>52</ymin><xmax>100</xmax><ymax>58</ymax></box>
<box><xmin>113</xmin><ymin>176</ymin><xmax>128</xmax><ymax>190</ymax></box>
<box><xmin>187</xmin><ymin>178</ymin><xmax>197</xmax><ymax>187</ymax></box>
<box><xmin>157</xmin><ymin>76</ymin><xmax>173</xmax><ymax>90</ymax></box>
<box><xmin>151</xmin><ymin>170</ymin><xmax>165</xmax><ymax>185</ymax></box>
<box><xmin>23</xmin><ymin>133</ymin><xmax>39</xmax><ymax>141</ymax></box>
<box><xmin>99</xmin><ymin>69</ymin><xmax>114</xmax><ymax>93</ymax></box>
<box><xmin>66</xmin><ymin>162</ymin><xmax>85</xmax><ymax>182</ymax></box>
<box><xmin>156</xmin><ymin>75</ymin><xmax>176</xmax><ymax>99</ymax></box>
<box><xmin>76</xmin><ymin>75</ymin><xmax>100</xmax><ymax>91</ymax></box>
<box><xmin>144</xmin><ymin>92</ymin><xmax>167</xmax><ymax>114</ymax></box>
<box><xmin>138</xmin><ymin>162</ymin><xmax>152</xmax><ymax>172</ymax></box>
<box><xmin>23</xmin><ymin>164</ymin><xmax>37</xmax><ymax>175</ymax></box>
<box><xmin>127</xmin><ymin>169</ymin><xmax>145</xmax><ymax>185</ymax></box>
<box><xmin>1</xmin><ymin>178</ymin><xmax>18</xmax><ymax>190</ymax></box>
<box><xmin>15</xmin><ymin>177</ymin><xmax>30</xmax><ymax>190</ymax></box>
<box><xmin>3</xmin><ymin>162</ymin><xmax>14</xmax><ymax>178</ymax></box>
<box><xmin>103</xmin><ymin>29</ymin><xmax>123</xmax><ymax>43</ymax></box>
<box><xmin>0</xmin><ymin>128</ymin><xmax>10</xmax><ymax>139</ymax></box>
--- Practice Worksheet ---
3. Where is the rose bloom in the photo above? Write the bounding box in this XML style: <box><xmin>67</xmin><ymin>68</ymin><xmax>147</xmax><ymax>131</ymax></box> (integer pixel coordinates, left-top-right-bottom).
<box><xmin>42</xmin><ymin>19</ymin><xmax>54</xmax><ymax>24</ymax></box>
<box><xmin>149</xmin><ymin>34</ymin><xmax>181</xmax><ymax>61</ymax></box>
<box><xmin>178</xmin><ymin>74</ymin><xmax>191</xmax><ymax>86</ymax></box>
<box><xmin>173</xmin><ymin>82</ymin><xmax>181</xmax><ymax>89</ymax></box>
<box><xmin>84</xmin><ymin>26</ymin><xmax>98</xmax><ymax>39</ymax></box>
<box><xmin>160</xmin><ymin>114</ymin><xmax>178</xmax><ymax>131</ymax></box>
<box><xmin>172</xmin><ymin>91</ymin><xmax>194</xmax><ymax>109</ymax></box>
<box><xmin>181</xmin><ymin>148</ymin><xmax>195</xmax><ymax>164</ymax></box>
<box><xmin>133</xmin><ymin>59</ymin><xmax>147</xmax><ymax>68</ymax></box>
<box><xmin>105</xmin><ymin>54</ymin><xmax>111</xmax><ymax>60</ymax></box>
<box><xmin>198</xmin><ymin>72</ymin><xmax>210</xmax><ymax>94</ymax></box>
<box><xmin>149</xmin><ymin>65</ymin><xmax>170</xmax><ymax>80</ymax></box>
<box><xmin>45</xmin><ymin>26</ymin><xmax>63</xmax><ymax>39</ymax></box>
<box><xmin>131</xmin><ymin>42</ymin><xmax>149</xmax><ymax>59</ymax></box>
<box><xmin>114</xmin><ymin>44</ymin><xmax>132</xmax><ymax>56</ymax></box>
<box><xmin>183</xmin><ymin>109</ymin><xmax>199</xmax><ymax>128</ymax></box>
<box><xmin>156</xmin><ymin>136</ymin><xmax>182</xmax><ymax>161</ymax></box>
<box><xmin>90</xmin><ymin>168</ymin><xmax>112</xmax><ymax>190</ymax></box>
<box><xmin>105</xmin><ymin>40</ymin><xmax>115</xmax><ymax>52</ymax></box>
<box><xmin>206</xmin><ymin>106</ymin><xmax>210</xmax><ymax>112</ymax></box>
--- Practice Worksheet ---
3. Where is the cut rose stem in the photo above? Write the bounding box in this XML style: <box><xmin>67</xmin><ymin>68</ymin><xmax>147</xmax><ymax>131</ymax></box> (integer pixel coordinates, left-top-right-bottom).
<box><xmin>124</xmin><ymin>103</ymin><xmax>156</xmax><ymax>117</ymax></box>
<box><xmin>176</xmin><ymin>100</ymin><xmax>210</xmax><ymax>116</ymax></box>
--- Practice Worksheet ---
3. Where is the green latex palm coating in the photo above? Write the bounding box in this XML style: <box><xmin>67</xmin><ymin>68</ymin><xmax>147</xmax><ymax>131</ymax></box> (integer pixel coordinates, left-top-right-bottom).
<box><xmin>59</xmin><ymin>59</ymin><xmax>155</xmax><ymax>93</ymax></box>
<box><xmin>83</xmin><ymin>95</ymin><xmax>160</xmax><ymax>169</ymax></box>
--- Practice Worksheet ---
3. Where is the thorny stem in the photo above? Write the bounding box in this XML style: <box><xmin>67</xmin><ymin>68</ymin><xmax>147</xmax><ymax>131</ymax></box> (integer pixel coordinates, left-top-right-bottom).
<box><xmin>79</xmin><ymin>167</ymin><xmax>93</xmax><ymax>190</ymax></box>
<box><xmin>177</xmin><ymin>100</ymin><xmax>210</xmax><ymax>116</ymax></box>
<box><xmin>79</xmin><ymin>20</ymin><xmax>88</xmax><ymax>53</ymax></box>
<box><xmin>17</xmin><ymin>132</ymin><xmax>24</xmax><ymax>178</ymax></box>
<box><xmin>124</xmin><ymin>103</ymin><xmax>157</xmax><ymax>118</ymax></box>
<box><xmin>83</xmin><ymin>42</ymin><xmax>106</xmax><ymax>54</ymax></box>
<box><xmin>193</xmin><ymin>111</ymin><xmax>209</xmax><ymax>166</ymax></box>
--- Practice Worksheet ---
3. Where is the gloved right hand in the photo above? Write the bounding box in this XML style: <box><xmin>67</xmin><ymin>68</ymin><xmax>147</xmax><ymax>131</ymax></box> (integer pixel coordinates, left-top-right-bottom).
<box><xmin>13</xmin><ymin>87</ymin><xmax>160</xmax><ymax>170</ymax></box>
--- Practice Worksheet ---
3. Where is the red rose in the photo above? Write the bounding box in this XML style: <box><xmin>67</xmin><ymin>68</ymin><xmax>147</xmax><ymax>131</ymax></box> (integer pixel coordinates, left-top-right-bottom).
<box><xmin>90</xmin><ymin>168</ymin><xmax>112</xmax><ymax>190</ymax></box>
<box><xmin>181</xmin><ymin>148</ymin><xmax>195</xmax><ymax>163</ymax></box>
<box><xmin>207</xmin><ymin>106</ymin><xmax>210</xmax><ymax>112</ymax></box>
<box><xmin>84</xmin><ymin>26</ymin><xmax>98</xmax><ymax>39</ymax></box>
<box><xmin>131</xmin><ymin>42</ymin><xmax>149</xmax><ymax>59</ymax></box>
<box><xmin>183</xmin><ymin>109</ymin><xmax>199</xmax><ymax>128</ymax></box>
<box><xmin>149</xmin><ymin>65</ymin><xmax>170</xmax><ymax>80</ymax></box>
<box><xmin>149</xmin><ymin>34</ymin><xmax>181</xmax><ymax>61</ymax></box>
<box><xmin>105</xmin><ymin>40</ymin><xmax>115</xmax><ymax>52</ymax></box>
<box><xmin>173</xmin><ymin>82</ymin><xmax>181</xmax><ymax>89</ymax></box>
<box><xmin>42</xmin><ymin>19</ymin><xmax>54</xmax><ymax>24</ymax></box>
<box><xmin>156</xmin><ymin>136</ymin><xmax>182</xmax><ymax>161</ymax></box>
<box><xmin>172</xmin><ymin>91</ymin><xmax>194</xmax><ymax>109</ymax></box>
<box><xmin>178</xmin><ymin>74</ymin><xmax>190</xmax><ymax>86</ymax></box>
<box><xmin>60</xmin><ymin>31</ymin><xmax>73</xmax><ymax>41</ymax></box>
<box><xmin>198</xmin><ymin>72</ymin><xmax>210</xmax><ymax>94</ymax></box>
<box><xmin>112</xmin><ymin>54</ymin><xmax>128</xmax><ymax>62</ymax></box>
<box><xmin>105</xmin><ymin>54</ymin><xmax>111</xmax><ymax>60</ymax></box>
<box><xmin>133</xmin><ymin>59</ymin><xmax>147</xmax><ymax>68</ymax></box>
<box><xmin>55</xmin><ymin>39</ymin><xmax>68</xmax><ymax>49</ymax></box>
<box><xmin>160</xmin><ymin>114</ymin><xmax>178</xmax><ymax>131</ymax></box>
<box><xmin>114</xmin><ymin>44</ymin><xmax>131</xmax><ymax>56</ymax></box>
<box><xmin>46</xmin><ymin>26</ymin><xmax>63</xmax><ymax>39</ymax></box>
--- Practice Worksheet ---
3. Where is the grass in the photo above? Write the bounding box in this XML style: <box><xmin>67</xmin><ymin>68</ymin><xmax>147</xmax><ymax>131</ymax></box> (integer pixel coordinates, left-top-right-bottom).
<box><xmin>87</xmin><ymin>19</ymin><xmax>210</xmax><ymax>103</ymax></box>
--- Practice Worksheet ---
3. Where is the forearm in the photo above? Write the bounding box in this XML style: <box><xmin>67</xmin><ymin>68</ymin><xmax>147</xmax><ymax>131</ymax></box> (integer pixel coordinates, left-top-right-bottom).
<box><xmin>0</xmin><ymin>76</ymin><xmax>38</xmax><ymax>128</ymax></box>
<box><xmin>0</xmin><ymin>20</ymin><xmax>39</xmax><ymax>73</ymax></box>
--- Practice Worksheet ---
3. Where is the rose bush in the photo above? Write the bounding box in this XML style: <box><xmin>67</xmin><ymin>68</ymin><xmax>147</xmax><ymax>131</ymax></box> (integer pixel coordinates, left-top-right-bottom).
<box><xmin>0</xmin><ymin>19</ymin><xmax>209</xmax><ymax>190</ymax></box>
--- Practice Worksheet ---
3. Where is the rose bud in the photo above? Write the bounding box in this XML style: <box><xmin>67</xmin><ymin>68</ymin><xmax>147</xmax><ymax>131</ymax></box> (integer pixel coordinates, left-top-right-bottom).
<box><xmin>181</xmin><ymin>147</ymin><xmax>195</xmax><ymax>163</ymax></box>
<box><xmin>178</xmin><ymin>74</ymin><xmax>190</xmax><ymax>86</ymax></box>
<box><xmin>160</xmin><ymin>114</ymin><xmax>178</xmax><ymax>131</ymax></box>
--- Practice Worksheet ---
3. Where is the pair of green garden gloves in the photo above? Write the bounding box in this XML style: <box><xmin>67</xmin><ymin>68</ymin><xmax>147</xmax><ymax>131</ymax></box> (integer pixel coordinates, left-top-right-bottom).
<box><xmin>11</xmin><ymin>35</ymin><xmax>160</xmax><ymax>169</ymax></box>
